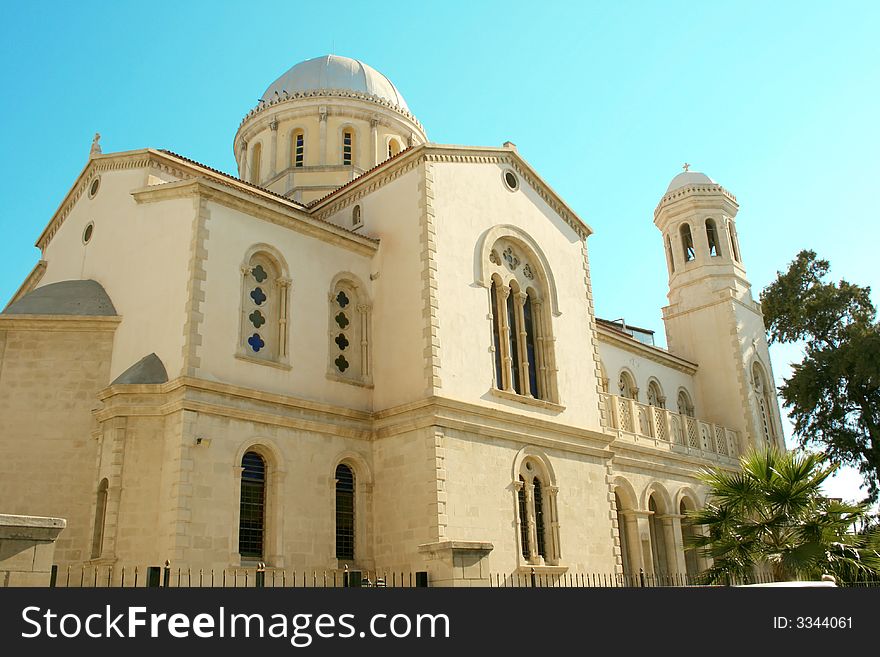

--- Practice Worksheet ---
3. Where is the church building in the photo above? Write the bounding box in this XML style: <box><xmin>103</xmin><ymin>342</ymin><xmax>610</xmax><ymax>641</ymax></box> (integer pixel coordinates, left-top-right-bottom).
<box><xmin>0</xmin><ymin>55</ymin><xmax>785</xmax><ymax>586</ymax></box>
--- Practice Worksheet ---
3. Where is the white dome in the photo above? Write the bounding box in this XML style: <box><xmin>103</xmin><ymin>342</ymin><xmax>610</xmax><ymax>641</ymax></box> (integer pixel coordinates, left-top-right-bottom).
<box><xmin>261</xmin><ymin>55</ymin><xmax>410</xmax><ymax>112</ymax></box>
<box><xmin>666</xmin><ymin>171</ymin><xmax>715</xmax><ymax>192</ymax></box>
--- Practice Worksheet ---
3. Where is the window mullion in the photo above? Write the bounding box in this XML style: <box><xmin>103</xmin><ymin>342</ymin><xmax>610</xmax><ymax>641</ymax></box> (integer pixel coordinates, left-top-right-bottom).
<box><xmin>496</xmin><ymin>282</ymin><xmax>513</xmax><ymax>391</ymax></box>
<box><xmin>514</xmin><ymin>291</ymin><xmax>532</xmax><ymax>397</ymax></box>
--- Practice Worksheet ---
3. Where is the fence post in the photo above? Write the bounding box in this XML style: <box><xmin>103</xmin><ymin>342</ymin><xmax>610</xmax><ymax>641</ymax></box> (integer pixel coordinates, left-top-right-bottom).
<box><xmin>147</xmin><ymin>566</ymin><xmax>162</xmax><ymax>588</ymax></box>
<box><xmin>639</xmin><ymin>568</ymin><xmax>646</xmax><ymax>588</ymax></box>
<box><xmin>530</xmin><ymin>567</ymin><xmax>537</xmax><ymax>588</ymax></box>
<box><xmin>255</xmin><ymin>562</ymin><xmax>265</xmax><ymax>589</ymax></box>
<box><xmin>49</xmin><ymin>565</ymin><xmax>58</xmax><ymax>588</ymax></box>
<box><xmin>163</xmin><ymin>560</ymin><xmax>171</xmax><ymax>588</ymax></box>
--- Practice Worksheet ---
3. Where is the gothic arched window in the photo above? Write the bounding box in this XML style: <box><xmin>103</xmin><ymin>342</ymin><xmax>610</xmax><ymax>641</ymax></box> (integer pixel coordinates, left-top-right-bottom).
<box><xmin>680</xmin><ymin>223</ymin><xmax>695</xmax><ymax>262</ymax></box>
<box><xmin>487</xmin><ymin>239</ymin><xmax>557</xmax><ymax>403</ymax></box>
<box><xmin>647</xmin><ymin>380</ymin><xmax>664</xmax><ymax>408</ymax></box>
<box><xmin>91</xmin><ymin>478</ymin><xmax>108</xmax><ymax>559</ymax></box>
<box><xmin>292</xmin><ymin>130</ymin><xmax>304</xmax><ymax>168</ymax></box>
<box><xmin>329</xmin><ymin>277</ymin><xmax>372</xmax><ymax>385</ymax></box>
<box><xmin>352</xmin><ymin>204</ymin><xmax>362</xmax><ymax>228</ymax></box>
<box><xmin>752</xmin><ymin>362</ymin><xmax>777</xmax><ymax>444</ymax></box>
<box><xmin>514</xmin><ymin>456</ymin><xmax>560</xmax><ymax>566</ymax></box>
<box><xmin>342</xmin><ymin>129</ymin><xmax>354</xmax><ymax>166</ymax></box>
<box><xmin>706</xmin><ymin>218</ymin><xmax>720</xmax><ymax>257</ymax></box>
<box><xmin>239</xmin><ymin>451</ymin><xmax>266</xmax><ymax>560</ymax></box>
<box><xmin>728</xmin><ymin>220</ymin><xmax>741</xmax><ymax>262</ymax></box>
<box><xmin>335</xmin><ymin>464</ymin><xmax>355</xmax><ymax>561</ymax></box>
<box><xmin>618</xmin><ymin>370</ymin><xmax>637</xmax><ymax>400</ymax></box>
<box><xmin>677</xmin><ymin>389</ymin><xmax>695</xmax><ymax>417</ymax></box>
<box><xmin>240</xmin><ymin>249</ymin><xmax>290</xmax><ymax>365</ymax></box>
<box><xmin>250</xmin><ymin>142</ymin><xmax>262</xmax><ymax>185</ymax></box>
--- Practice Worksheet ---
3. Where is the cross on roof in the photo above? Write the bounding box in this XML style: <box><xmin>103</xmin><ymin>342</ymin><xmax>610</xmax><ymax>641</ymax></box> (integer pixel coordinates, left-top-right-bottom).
<box><xmin>682</xmin><ymin>162</ymin><xmax>690</xmax><ymax>172</ymax></box>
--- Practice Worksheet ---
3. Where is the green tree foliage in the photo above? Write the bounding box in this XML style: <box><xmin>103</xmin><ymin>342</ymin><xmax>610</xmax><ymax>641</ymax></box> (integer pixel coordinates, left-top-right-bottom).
<box><xmin>690</xmin><ymin>449</ymin><xmax>880</xmax><ymax>583</ymax></box>
<box><xmin>760</xmin><ymin>250</ymin><xmax>880</xmax><ymax>501</ymax></box>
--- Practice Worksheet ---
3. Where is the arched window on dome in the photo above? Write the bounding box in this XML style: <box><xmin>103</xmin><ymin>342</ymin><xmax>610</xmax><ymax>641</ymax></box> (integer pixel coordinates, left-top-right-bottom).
<box><xmin>647</xmin><ymin>380</ymin><xmax>665</xmax><ymax>408</ymax></box>
<box><xmin>239</xmin><ymin>249</ymin><xmax>290</xmax><ymax>366</ymax></box>
<box><xmin>665</xmin><ymin>234</ymin><xmax>675</xmax><ymax>274</ymax></box>
<box><xmin>342</xmin><ymin>129</ymin><xmax>354</xmax><ymax>166</ymax></box>
<box><xmin>680</xmin><ymin>223</ymin><xmax>695</xmax><ymax>262</ymax></box>
<box><xmin>328</xmin><ymin>276</ymin><xmax>372</xmax><ymax>386</ymax></box>
<box><xmin>706</xmin><ymin>218</ymin><xmax>721</xmax><ymax>257</ymax></box>
<box><xmin>250</xmin><ymin>142</ymin><xmax>262</xmax><ymax>185</ymax></box>
<box><xmin>728</xmin><ymin>220</ymin><xmax>741</xmax><ymax>263</ymax></box>
<box><xmin>292</xmin><ymin>130</ymin><xmax>304</xmax><ymax>168</ymax></box>
<box><xmin>752</xmin><ymin>362</ymin><xmax>777</xmax><ymax>445</ymax></box>
<box><xmin>487</xmin><ymin>239</ymin><xmax>558</xmax><ymax>403</ymax></box>
<box><xmin>387</xmin><ymin>138</ymin><xmax>401</xmax><ymax>159</ymax></box>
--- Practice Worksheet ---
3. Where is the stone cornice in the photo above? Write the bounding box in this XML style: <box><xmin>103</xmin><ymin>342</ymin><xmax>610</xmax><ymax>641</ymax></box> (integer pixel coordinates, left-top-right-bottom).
<box><xmin>4</xmin><ymin>259</ymin><xmax>46</xmax><ymax>310</ymax></box>
<box><xmin>36</xmin><ymin>150</ymin><xmax>160</xmax><ymax>251</ymax></box>
<box><xmin>654</xmin><ymin>183</ymin><xmax>738</xmax><ymax>220</ymax></box>
<box><xmin>310</xmin><ymin>144</ymin><xmax>593</xmax><ymax>241</ymax></box>
<box><xmin>238</xmin><ymin>88</ymin><xmax>424</xmax><ymax>134</ymax></box>
<box><xmin>597</xmin><ymin>324</ymin><xmax>698</xmax><ymax>374</ymax></box>
<box><xmin>131</xmin><ymin>177</ymin><xmax>379</xmax><ymax>257</ymax></box>
<box><xmin>0</xmin><ymin>314</ymin><xmax>122</xmax><ymax>331</ymax></box>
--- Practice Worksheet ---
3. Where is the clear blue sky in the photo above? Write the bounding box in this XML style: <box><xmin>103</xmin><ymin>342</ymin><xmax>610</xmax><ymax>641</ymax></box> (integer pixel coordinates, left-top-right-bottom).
<box><xmin>1</xmin><ymin>1</ymin><xmax>877</xmax><ymax>499</ymax></box>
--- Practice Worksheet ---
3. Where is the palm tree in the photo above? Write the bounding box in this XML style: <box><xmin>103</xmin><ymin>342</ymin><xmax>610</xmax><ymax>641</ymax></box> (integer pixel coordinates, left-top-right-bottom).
<box><xmin>688</xmin><ymin>448</ymin><xmax>880</xmax><ymax>584</ymax></box>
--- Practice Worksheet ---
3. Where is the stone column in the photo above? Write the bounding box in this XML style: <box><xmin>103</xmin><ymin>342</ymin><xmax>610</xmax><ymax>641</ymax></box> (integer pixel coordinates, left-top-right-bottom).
<box><xmin>633</xmin><ymin>510</ymin><xmax>653</xmax><ymax>577</ymax></box>
<box><xmin>620</xmin><ymin>510</ymin><xmax>647</xmax><ymax>579</ymax></box>
<box><xmin>277</xmin><ymin>277</ymin><xmax>291</xmax><ymax>359</ymax></box>
<box><xmin>514</xmin><ymin>291</ymin><xmax>531</xmax><ymax>396</ymax></box>
<box><xmin>370</xmin><ymin>116</ymin><xmax>379</xmax><ymax>167</ymax></box>
<box><xmin>524</xmin><ymin>482</ymin><xmax>539</xmax><ymax>563</ymax></box>
<box><xmin>661</xmin><ymin>514</ymin><xmax>687</xmax><ymax>576</ymax></box>
<box><xmin>495</xmin><ymin>282</ymin><xmax>512</xmax><ymax>392</ymax></box>
<box><xmin>268</xmin><ymin>119</ymin><xmax>278</xmax><ymax>178</ymax></box>
<box><xmin>318</xmin><ymin>106</ymin><xmax>328</xmax><ymax>165</ymax></box>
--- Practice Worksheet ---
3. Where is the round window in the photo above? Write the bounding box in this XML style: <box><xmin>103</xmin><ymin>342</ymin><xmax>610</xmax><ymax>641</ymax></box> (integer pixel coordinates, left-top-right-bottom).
<box><xmin>82</xmin><ymin>222</ymin><xmax>94</xmax><ymax>244</ymax></box>
<box><xmin>88</xmin><ymin>176</ymin><xmax>101</xmax><ymax>199</ymax></box>
<box><xmin>503</xmin><ymin>170</ymin><xmax>519</xmax><ymax>191</ymax></box>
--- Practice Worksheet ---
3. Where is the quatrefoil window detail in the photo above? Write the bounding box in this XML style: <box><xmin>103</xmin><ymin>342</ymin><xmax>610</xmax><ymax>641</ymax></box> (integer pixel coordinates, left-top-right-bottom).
<box><xmin>249</xmin><ymin>310</ymin><xmax>265</xmax><ymax>328</ymax></box>
<box><xmin>335</xmin><ymin>354</ymin><xmax>350</xmax><ymax>373</ymax></box>
<box><xmin>523</xmin><ymin>264</ymin><xmax>534</xmax><ymax>280</ymax></box>
<box><xmin>250</xmin><ymin>287</ymin><xmax>267</xmax><ymax>305</ymax></box>
<box><xmin>251</xmin><ymin>264</ymin><xmax>268</xmax><ymax>283</ymax></box>
<box><xmin>247</xmin><ymin>333</ymin><xmax>265</xmax><ymax>352</ymax></box>
<box><xmin>335</xmin><ymin>333</ymin><xmax>350</xmax><ymax>350</ymax></box>
<box><xmin>336</xmin><ymin>291</ymin><xmax>350</xmax><ymax>308</ymax></box>
<box><xmin>489</xmin><ymin>249</ymin><xmax>501</xmax><ymax>266</ymax></box>
<box><xmin>335</xmin><ymin>312</ymin><xmax>350</xmax><ymax>329</ymax></box>
<box><xmin>502</xmin><ymin>246</ymin><xmax>520</xmax><ymax>270</ymax></box>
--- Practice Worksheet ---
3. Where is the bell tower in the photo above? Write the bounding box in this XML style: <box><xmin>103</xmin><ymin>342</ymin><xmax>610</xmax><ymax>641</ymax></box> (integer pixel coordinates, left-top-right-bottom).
<box><xmin>654</xmin><ymin>166</ymin><xmax>785</xmax><ymax>451</ymax></box>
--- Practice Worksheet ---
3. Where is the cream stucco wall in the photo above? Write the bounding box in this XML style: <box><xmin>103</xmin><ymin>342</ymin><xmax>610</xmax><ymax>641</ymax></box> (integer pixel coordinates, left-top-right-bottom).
<box><xmin>38</xmin><ymin>165</ymin><xmax>192</xmax><ymax>380</ymax></box>
<box><xmin>429</xmin><ymin>160</ymin><xmax>600</xmax><ymax>429</ymax></box>
<box><xmin>196</xmin><ymin>198</ymin><xmax>375</xmax><ymax>410</ymax></box>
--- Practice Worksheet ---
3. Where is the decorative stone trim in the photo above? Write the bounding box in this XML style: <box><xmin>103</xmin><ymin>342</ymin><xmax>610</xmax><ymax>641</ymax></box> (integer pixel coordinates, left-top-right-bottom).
<box><xmin>238</xmin><ymin>89</ymin><xmax>425</xmax><ymax>133</ymax></box>
<box><xmin>3</xmin><ymin>259</ymin><xmax>47</xmax><ymax>310</ymax></box>
<box><xmin>654</xmin><ymin>183</ymin><xmax>738</xmax><ymax>217</ymax></box>
<box><xmin>489</xmin><ymin>387</ymin><xmax>565</xmax><ymax>413</ymax></box>
<box><xmin>419</xmin><ymin>159</ymin><xmax>442</xmax><ymax>395</ymax></box>
<box><xmin>180</xmin><ymin>197</ymin><xmax>210</xmax><ymax>377</ymax></box>
<box><xmin>234</xmin><ymin>353</ymin><xmax>293</xmax><ymax>371</ymax></box>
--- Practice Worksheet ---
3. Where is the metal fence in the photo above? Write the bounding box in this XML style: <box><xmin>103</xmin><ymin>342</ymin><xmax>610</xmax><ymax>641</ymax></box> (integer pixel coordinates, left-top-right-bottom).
<box><xmin>51</xmin><ymin>563</ymin><xmax>428</xmax><ymax>588</ymax></box>
<box><xmin>50</xmin><ymin>563</ymin><xmax>880</xmax><ymax>589</ymax></box>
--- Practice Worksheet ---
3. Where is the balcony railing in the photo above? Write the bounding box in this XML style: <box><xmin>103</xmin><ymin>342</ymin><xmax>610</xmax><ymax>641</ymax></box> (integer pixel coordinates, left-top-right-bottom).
<box><xmin>599</xmin><ymin>393</ymin><xmax>739</xmax><ymax>461</ymax></box>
